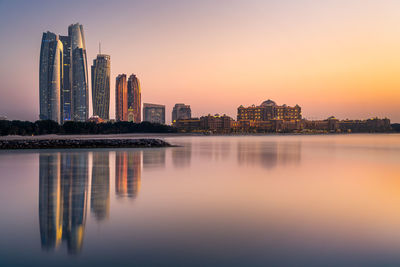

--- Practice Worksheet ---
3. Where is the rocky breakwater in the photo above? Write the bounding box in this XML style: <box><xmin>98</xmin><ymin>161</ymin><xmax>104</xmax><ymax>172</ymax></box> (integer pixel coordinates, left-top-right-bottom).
<box><xmin>0</xmin><ymin>138</ymin><xmax>173</xmax><ymax>150</ymax></box>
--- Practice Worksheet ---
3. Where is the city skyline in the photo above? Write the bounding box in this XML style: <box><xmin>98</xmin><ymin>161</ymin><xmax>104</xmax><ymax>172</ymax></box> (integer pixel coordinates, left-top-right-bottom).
<box><xmin>1</xmin><ymin>0</ymin><xmax>400</xmax><ymax>123</ymax></box>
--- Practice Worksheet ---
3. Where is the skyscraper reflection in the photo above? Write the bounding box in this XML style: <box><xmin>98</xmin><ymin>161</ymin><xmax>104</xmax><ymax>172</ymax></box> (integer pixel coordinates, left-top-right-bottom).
<box><xmin>115</xmin><ymin>151</ymin><xmax>141</xmax><ymax>198</ymax></box>
<box><xmin>39</xmin><ymin>153</ymin><xmax>63</xmax><ymax>250</ymax></box>
<box><xmin>91</xmin><ymin>152</ymin><xmax>110</xmax><ymax>221</ymax></box>
<box><xmin>39</xmin><ymin>152</ymin><xmax>89</xmax><ymax>254</ymax></box>
<box><xmin>142</xmin><ymin>149</ymin><xmax>166</xmax><ymax>170</ymax></box>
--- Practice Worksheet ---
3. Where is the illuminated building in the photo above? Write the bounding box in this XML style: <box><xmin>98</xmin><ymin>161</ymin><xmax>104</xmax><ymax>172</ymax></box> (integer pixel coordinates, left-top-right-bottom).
<box><xmin>91</xmin><ymin>54</ymin><xmax>110</xmax><ymax>120</ymax></box>
<box><xmin>59</xmin><ymin>35</ymin><xmax>72</xmax><ymax>122</ymax></box>
<box><xmin>127</xmin><ymin>74</ymin><xmax>141</xmax><ymax>123</ymax></box>
<box><xmin>143</xmin><ymin>103</ymin><xmax>165</xmax><ymax>124</ymax></box>
<box><xmin>172</xmin><ymin>103</ymin><xmax>191</xmax><ymax>123</ymax></box>
<box><xmin>237</xmin><ymin>99</ymin><xmax>302</xmax><ymax>122</ymax></box>
<box><xmin>200</xmin><ymin>114</ymin><xmax>233</xmax><ymax>133</ymax></box>
<box><xmin>115</xmin><ymin>74</ymin><xmax>128</xmax><ymax>121</ymax></box>
<box><xmin>69</xmin><ymin>23</ymin><xmax>89</xmax><ymax>122</ymax></box>
<box><xmin>115</xmin><ymin>151</ymin><xmax>141</xmax><ymax>198</ymax></box>
<box><xmin>39</xmin><ymin>32</ymin><xmax>63</xmax><ymax>124</ymax></box>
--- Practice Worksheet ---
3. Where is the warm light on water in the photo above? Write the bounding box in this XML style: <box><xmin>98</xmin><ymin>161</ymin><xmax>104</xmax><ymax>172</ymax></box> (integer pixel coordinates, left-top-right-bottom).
<box><xmin>0</xmin><ymin>134</ymin><xmax>400</xmax><ymax>266</ymax></box>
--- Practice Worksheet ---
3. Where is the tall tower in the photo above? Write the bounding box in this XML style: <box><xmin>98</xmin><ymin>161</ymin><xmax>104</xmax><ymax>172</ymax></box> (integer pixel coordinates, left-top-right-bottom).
<box><xmin>68</xmin><ymin>23</ymin><xmax>88</xmax><ymax>122</ymax></box>
<box><xmin>39</xmin><ymin>31</ymin><xmax>63</xmax><ymax>124</ymax></box>
<box><xmin>91</xmin><ymin>50</ymin><xmax>110</xmax><ymax>120</ymax></box>
<box><xmin>59</xmin><ymin>35</ymin><xmax>72</xmax><ymax>122</ymax></box>
<box><xmin>127</xmin><ymin>74</ymin><xmax>141</xmax><ymax>123</ymax></box>
<box><xmin>115</xmin><ymin>74</ymin><xmax>128</xmax><ymax>121</ymax></box>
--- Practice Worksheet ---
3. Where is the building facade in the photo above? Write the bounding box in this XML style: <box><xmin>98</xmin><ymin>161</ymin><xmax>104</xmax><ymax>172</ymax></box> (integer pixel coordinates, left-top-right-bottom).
<box><xmin>59</xmin><ymin>35</ymin><xmax>72</xmax><ymax>122</ymax></box>
<box><xmin>237</xmin><ymin>100</ymin><xmax>301</xmax><ymax>122</ymax></box>
<box><xmin>91</xmin><ymin>54</ymin><xmax>110</xmax><ymax>120</ymax></box>
<box><xmin>115</xmin><ymin>74</ymin><xmax>128</xmax><ymax>121</ymax></box>
<box><xmin>172</xmin><ymin>103</ymin><xmax>191</xmax><ymax>123</ymax></box>
<box><xmin>69</xmin><ymin>23</ymin><xmax>88</xmax><ymax>122</ymax></box>
<box><xmin>127</xmin><ymin>74</ymin><xmax>141</xmax><ymax>123</ymax></box>
<box><xmin>39</xmin><ymin>31</ymin><xmax>63</xmax><ymax>124</ymax></box>
<box><xmin>143</xmin><ymin>103</ymin><xmax>165</xmax><ymax>124</ymax></box>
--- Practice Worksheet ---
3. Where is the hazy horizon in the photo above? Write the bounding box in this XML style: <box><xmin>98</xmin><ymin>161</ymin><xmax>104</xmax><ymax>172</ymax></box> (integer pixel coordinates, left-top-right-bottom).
<box><xmin>1</xmin><ymin>0</ymin><xmax>399</xmax><ymax>123</ymax></box>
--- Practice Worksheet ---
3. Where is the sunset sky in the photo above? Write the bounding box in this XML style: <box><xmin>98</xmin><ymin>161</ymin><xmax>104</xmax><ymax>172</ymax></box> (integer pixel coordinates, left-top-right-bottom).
<box><xmin>0</xmin><ymin>0</ymin><xmax>399</xmax><ymax>123</ymax></box>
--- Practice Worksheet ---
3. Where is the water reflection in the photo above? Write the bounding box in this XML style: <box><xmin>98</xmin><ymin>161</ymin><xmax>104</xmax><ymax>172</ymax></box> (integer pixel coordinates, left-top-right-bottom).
<box><xmin>237</xmin><ymin>141</ymin><xmax>301</xmax><ymax>169</ymax></box>
<box><xmin>39</xmin><ymin>152</ymin><xmax>89</xmax><ymax>254</ymax></box>
<box><xmin>143</xmin><ymin>149</ymin><xmax>166</xmax><ymax>169</ymax></box>
<box><xmin>91</xmin><ymin>152</ymin><xmax>110</xmax><ymax>221</ymax></box>
<box><xmin>115</xmin><ymin>151</ymin><xmax>141</xmax><ymax>199</ymax></box>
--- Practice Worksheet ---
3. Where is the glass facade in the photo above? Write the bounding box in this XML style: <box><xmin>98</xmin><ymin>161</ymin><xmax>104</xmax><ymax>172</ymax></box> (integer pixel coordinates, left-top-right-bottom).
<box><xmin>91</xmin><ymin>55</ymin><xmax>110</xmax><ymax>120</ymax></box>
<box><xmin>39</xmin><ymin>32</ymin><xmax>63</xmax><ymax>124</ymax></box>
<box><xmin>127</xmin><ymin>74</ymin><xmax>141</xmax><ymax>123</ymax></box>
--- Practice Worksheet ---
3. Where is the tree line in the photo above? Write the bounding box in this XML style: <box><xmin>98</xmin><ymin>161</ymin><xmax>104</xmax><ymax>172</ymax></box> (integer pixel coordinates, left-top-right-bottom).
<box><xmin>0</xmin><ymin>120</ymin><xmax>177</xmax><ymax>136</ymax></box>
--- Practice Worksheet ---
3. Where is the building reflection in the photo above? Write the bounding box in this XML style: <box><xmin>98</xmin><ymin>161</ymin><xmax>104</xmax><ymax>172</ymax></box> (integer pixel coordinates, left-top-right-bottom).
<box><xmin>115</xmin><ymin>151</ymin><xmax>141</xmax><ymax>198</ymax></box>
<box><xmin>39</xmin><ymin>152</ymin><xmax>89</xmax><ymax>254</ymax></box>
<box><xmin>172</xmin><ymin>144</ymin><xmax>192</xmax><ymax>169</ymax></box>
<box><xmin>142</xmin><ymin>149</ymin><xmax>166</xmax><ymax>169</ymax></box>
<box><xmin>91</xmin><ymin>152</ymin><xmax>110</xmax><ymax>221</ymax></box>
<box><xmin>237</xmin><ymin>141</ymin><xmax>301</xmax><ymax>169</ymax></box>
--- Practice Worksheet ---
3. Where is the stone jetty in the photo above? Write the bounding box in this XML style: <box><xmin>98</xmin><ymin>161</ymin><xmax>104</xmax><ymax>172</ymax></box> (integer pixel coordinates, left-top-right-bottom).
<box><xmin>0</xmin><ymin>138</ymin><xmax>172</xmax><ymax>150</ymax></box>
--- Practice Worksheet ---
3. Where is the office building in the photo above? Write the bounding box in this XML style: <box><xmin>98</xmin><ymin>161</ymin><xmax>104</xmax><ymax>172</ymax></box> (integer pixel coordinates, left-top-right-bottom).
<box><xmin>69</xmin><ymin>23</ymin><xmax>89</xmax><ymax>122</ymax></box>
<box><xmin>143</xmin><ymin>103</ymin><xmax>165</xmax><ymax>124</ymax></box>
<box><xmin>172</xmin><ymin>103</ymin><xmax>191</xmax><ymax>123</ymax></box>
<box><xmin>39</xmin><ymin>31</ymin><xmax>63</xmax><ymax>124</ymax></box>
<box><xmin>91</xmin><ymin>54</ymin><xmax>110</xmax><ymax>120</ymax></box>
<box><xmin>59</xmin><ymin>35</ymin><xmax>72</xmax><ymax>122</ymax></box>
<box><xmin>115</xmin><ymin>74</ymin><xmax>128</xmax><ymax>121</ymax></box>
<box><xmin>127</xmin><ymin>74</ymin><xmax>141</xmax><ymax>123</ymax></box>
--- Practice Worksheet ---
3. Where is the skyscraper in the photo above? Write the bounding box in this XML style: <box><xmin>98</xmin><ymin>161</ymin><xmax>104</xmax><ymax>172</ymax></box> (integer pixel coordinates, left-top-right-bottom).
<box><xmin>91</xmin><ymin>53</ymin><xmax>110</xmax><ymax>120</ymax></box>
<box><xmin>172</xmin><ymin>103</ymin><xmax>191</xmax><ymax>123</ymax></box>
<box><xmin>143</xmin><ymin>103</ymin><xmax>165</xmax><ymax>124</ymax></box>
<box><xmin>115</xmin><ymin>74</ymin><xmax>128</xmax><ymax>121</ymax></box>
<box><xmin>127</xmin><ymin>74</ymin><xmax>141</xmax><ymax>123</ymax></box>
<box><xmin>59</xmin><ymin>35</ymin><xmax>72</xmax><ymax>122</ymax></box>
<box><xmin>68</xmin><ymin>23</ymin><xmax>88</xmax><ymax>122</ymax></box>
<box><xmin>39</xmin><ymin>32</ymin><xmax>63</xmax><ymax>124</ymax></box>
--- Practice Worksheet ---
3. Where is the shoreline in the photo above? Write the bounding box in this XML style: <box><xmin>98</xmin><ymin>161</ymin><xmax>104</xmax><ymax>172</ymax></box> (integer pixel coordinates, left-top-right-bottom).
<box><xmin>0</xmin><ymin>132</ymin><xmax>398</xmax><ymax>141</ymax></box>
<box><xmin>0</xmin><ymin>138</ymin><xmax>173</xmax><ymax>150</ymax></box>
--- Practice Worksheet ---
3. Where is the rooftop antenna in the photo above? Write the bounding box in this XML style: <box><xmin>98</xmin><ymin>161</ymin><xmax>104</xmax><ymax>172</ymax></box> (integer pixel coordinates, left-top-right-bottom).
<box><xmin>99</xmin><ymin>42</ymin><xmax>101</xmax><ymax>54</ymax></box>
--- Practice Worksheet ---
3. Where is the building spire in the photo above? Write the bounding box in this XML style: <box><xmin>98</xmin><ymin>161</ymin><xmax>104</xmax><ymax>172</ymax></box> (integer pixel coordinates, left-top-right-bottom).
<box><xmin>99</xmin><ymin>42</ymin><xmax>101</xmax><ymax>54</ymax></box>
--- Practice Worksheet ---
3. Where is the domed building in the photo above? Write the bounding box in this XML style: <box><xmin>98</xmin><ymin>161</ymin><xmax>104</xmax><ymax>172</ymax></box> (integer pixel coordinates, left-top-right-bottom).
<box><xmin>237</xmin><ymin>99</ymin><xmax>301</xmax><ymax>122</ymax></box>
<box><xmin>260</xmin><ymin>99</ymin><xmax>277</xmax><ymax>107</ymax></box>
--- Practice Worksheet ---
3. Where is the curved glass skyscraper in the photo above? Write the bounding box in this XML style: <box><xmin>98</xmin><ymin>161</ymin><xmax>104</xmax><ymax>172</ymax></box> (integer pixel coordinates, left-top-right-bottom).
<box><xmin>127</xmin><ymin>74</ymin><xmax>141</xmax><ymax>123</ymax></box>
<box><xmin>68</xmin><ymin>23</ymin><xmax>88</xmax><ymax>122</ymax></box>
<box><xmin>39</xmin><ymin>32</ymin><xmax>63</xmax><ymax>124</ymax></box>
<box><xmin>91</xmin><ymin>54</ymin><xmax>110</xmax><ymax>120</ymax></box>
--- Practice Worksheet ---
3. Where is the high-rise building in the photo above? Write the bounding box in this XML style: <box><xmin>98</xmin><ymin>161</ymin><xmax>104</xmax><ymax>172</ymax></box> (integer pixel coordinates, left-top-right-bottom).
<box><xmin>68</xmin><ymin>23</ymin><xmax>88</xmax><ymax>122</ymax></box>
<box><xmin>172</xmin><ymin>103</ymin><xmax>191</xmax><ymax>123</ymax></box>
<box><xmin>59</xmin><ymin>35</ymin><xmax>72</xmax><ymax>122</ymax></box>
<box><xmin>39</xmin><ymin>23</ymin><xmax>89</xmax><ymax>123</ymax></box>
<box><xmin>115</xmin><ymin>74</ymin><xmax>128</xmax><ymax>121</ymax></box>
<box><xmin>143</xmin><ymin>103</ymin><xmax>165</xmax><ymax>124</ymax></box>
<box><xmin>127</xmin><ymin>74</ymin><xmax>141</xmax><ymax>123</ymax></box>
<box><xmin>91</xmin><ymin>54</ymin><xmax>110</xmax><ymax>120</ymax></box>
<box><xmin>39</xmin><ymin>31</ymin><xmax>63</xmax><ymax>124</ymax></box>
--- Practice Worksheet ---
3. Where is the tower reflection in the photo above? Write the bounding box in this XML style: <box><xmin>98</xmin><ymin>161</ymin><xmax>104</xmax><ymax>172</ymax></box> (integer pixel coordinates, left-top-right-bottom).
<box><xmin>115</xmin><ymin>151</ymin><xmax>141</xmax><ymax>198</ymax></box>
<box><xmin>91</xmin><ymin>152</ymin><xmax>110</xmax><ymax>221</ymax></box>
<box><xmin>39</xmin><ymin>152</ymin><xmax>89</xmax><ymax>254</ymax></box>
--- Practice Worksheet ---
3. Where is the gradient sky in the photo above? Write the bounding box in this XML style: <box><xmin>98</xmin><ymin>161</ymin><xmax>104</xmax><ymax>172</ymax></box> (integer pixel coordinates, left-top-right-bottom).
<box><xmin>0</xmin><ymin>0</ymin><xmax>399</xmax><ymax>123</ymax></box>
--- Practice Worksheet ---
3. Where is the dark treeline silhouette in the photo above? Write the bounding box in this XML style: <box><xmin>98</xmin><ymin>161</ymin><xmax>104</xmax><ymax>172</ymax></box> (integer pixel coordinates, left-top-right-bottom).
<box><xmin>392</xmin><ymin>124</ymin><xmax>400</xmax><ymax>133</ymax></box>
<box><xmin>0</xmin><ymin>120</ymin><xmax>177</xmax><ymax>136</ymax></box>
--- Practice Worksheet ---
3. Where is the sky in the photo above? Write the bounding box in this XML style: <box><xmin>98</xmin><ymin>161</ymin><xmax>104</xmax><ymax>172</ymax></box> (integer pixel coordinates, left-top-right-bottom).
<box><xmin>0</xmin><ymin>0</ymin><xmax>399</xmax><ymax>123</ymax></box>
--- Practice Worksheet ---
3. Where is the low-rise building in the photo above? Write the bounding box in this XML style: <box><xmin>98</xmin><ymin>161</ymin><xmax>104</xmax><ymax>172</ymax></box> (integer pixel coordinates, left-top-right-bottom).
<box><xmin>143</xmin><ymin>103</ymin><xmax>165</xmax><ymax>124</ymax></box>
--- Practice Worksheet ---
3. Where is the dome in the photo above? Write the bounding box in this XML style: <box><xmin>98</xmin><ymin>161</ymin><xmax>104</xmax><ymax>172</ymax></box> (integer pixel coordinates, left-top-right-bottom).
<box><xmin>260</xmin><ymin>99</ymin><xmax>277</xmax><ymax>107</ymax></box>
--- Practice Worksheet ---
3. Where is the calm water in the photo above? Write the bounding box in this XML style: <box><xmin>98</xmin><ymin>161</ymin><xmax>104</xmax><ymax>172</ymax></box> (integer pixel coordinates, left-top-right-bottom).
<box><xmin>1</xmin><ymin>135</ymin><xmax>400</xmax><ymax>266</ymax></box>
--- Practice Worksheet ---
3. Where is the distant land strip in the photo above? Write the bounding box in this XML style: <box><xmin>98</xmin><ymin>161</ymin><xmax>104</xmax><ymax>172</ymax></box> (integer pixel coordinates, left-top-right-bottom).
<box><xmin>0</xmin><ymin>138</ymin><xmax>173</xmax><ymax>150</ymax></box>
